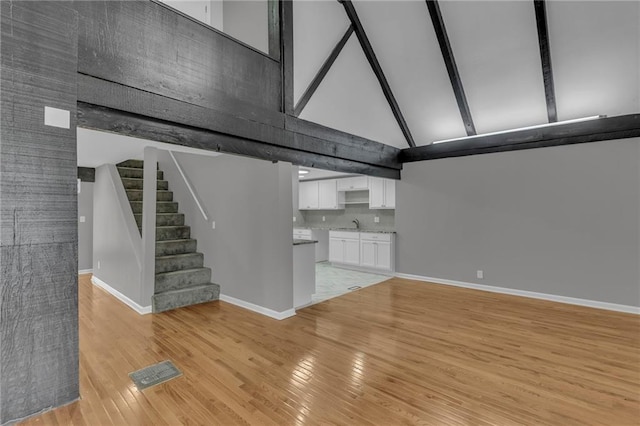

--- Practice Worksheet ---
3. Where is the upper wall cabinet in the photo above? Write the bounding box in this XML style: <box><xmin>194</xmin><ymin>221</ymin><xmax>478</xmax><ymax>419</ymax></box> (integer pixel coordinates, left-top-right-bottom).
<box><xmin>299</xmin><ymin>179</ymin><xmax>344</xmax><ymax>210</ymax></box>
<box><xmin>337</xmin><ymin>176</ymin><xmax>369</xmax><ymax>191</ymax></box>
<box><xmin>369</xmin><ymin>177</ymin><xmax>396</xmax><ymax>209</ymax></box>
<box><xmin>299</xmin><ymin>181</ymin><xmax>319</xmax><ymax>210</ymax></box>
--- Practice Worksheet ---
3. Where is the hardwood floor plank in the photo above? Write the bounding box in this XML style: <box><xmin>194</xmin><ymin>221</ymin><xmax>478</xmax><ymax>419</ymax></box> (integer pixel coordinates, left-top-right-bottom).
<box><xmin>21</xmin><ymin>274</ymin><xmax>640</xmax><ymax>425</ymax></box>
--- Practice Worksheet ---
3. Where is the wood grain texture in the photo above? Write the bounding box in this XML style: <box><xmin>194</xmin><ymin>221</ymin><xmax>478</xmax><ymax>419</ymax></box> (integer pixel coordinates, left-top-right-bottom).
<box><xmin>280</xmin><ymin>0</ymin><xmax>294</xmax><ymax>115</ymax></box>
<box><xmin>77</xmin><ymin>77</ymin><xmax>402</xmax><ymax>172</ymax></box>
<box><xmin>400</xmin><ymin>114</ymin><xmax>640</xmax><ymax>162</ymax></box>
<box><xmin>74</xmin><ymin>0</ymin><xmax>281</xmax><ymax>115</ymax></box>
<box><xmin>1</xmin><ymin>1</ymin><xmax>79</xmax><ymax>423</ymax></box>
<box><xmin>22</xmin><ymin>275</ymin><xmax>639</xmax><ymax>425</ymax></box>
<box><xmin>77</xmin><ymin>103</ymin><xmax>401</xmax><ymax>179</ymax></box>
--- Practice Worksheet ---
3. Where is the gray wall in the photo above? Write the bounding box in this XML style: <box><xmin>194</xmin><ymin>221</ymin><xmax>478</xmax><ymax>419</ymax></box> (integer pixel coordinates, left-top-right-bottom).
<box><xmin>159</xmin><ymin>151</ymin><xmax>294</xmax><ymax>312</ymax></box>
<box><xmin>78</xmin><ymin>181</ymin><xmax>94</xmax><ymax>271</ymax></box>
<box><xmin>0</xmin><ymin>2</ymin><xmax>79</xmax><ymax>422</ymax></box>
<box><xmin>396</xmin><ymin>139</ymin><xmax>640</xmax><ymax>307</ymax></box>
<box><xmin>301</xmin><ymin>204</ymin><xmax>395</xmax><ymax>231</ymax></box>
<box><xmin>92</xmin><ymin>166</ymin><xmax>144</xmax><ymax>306</ymax></box>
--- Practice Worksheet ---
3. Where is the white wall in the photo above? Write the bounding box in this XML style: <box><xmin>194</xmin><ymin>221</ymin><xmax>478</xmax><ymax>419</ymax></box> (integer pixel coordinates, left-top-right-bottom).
<box><xmin>92</xmin><ymin>165</ymin><xmax>143</xmax><ymax>305</ymax></box>
<box><xmin>159</xmin><ymin>151</ymin><xmax>294</xmax><ymax>313</ymax></box>
<box><xmin>396</xmin><ymin>139</ymin><xmax>640</xmax><ymax>307</ymax></box>
<box><xmin>78</xmin><ymin>181</ymin><xmax>94</xmax><ymax>271</ymax></box>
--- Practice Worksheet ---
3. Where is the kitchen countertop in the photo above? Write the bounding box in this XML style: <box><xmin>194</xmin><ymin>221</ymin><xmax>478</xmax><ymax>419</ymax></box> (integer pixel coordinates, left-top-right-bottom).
<box><xmin>295</xmin><ymin>227</ymin><xmax>396</xmax><ymax>234</ymax></box>
<box><xmin>293</xmin><ymin>239</ymin><xmax>318</xmax><ymax>246</ymax></box>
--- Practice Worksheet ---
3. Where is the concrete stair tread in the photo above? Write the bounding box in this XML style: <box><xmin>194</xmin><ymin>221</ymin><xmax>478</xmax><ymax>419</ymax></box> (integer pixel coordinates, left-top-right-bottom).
<box><xmin>154</xmin><ymin>282</ymin><xmax>219</xmax><ymax>295</ymax></box>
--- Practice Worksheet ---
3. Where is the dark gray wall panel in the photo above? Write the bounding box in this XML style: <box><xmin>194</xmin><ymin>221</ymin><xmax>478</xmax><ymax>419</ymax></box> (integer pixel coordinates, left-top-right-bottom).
<box><xmin>74</xmin><ymin>0</ymin><xmax>281</xmax><ymax>115</ymax></box>
<box><xmin>0</xmin><ymin>1</ymin><xmax>79</xmax><ymax>422</ymax></box>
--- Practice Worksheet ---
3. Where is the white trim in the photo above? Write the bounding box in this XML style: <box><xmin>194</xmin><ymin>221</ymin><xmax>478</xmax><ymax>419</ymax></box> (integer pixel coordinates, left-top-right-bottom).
<box><xmin>91</xmin><ymin>276</ymin><xmax>152</xmax><ymax>315</ymax></box>
<box><xmin>220</xmin><ymin>294</ymin><xmax>296</xmax><ymax>320</ymax></box>
<box><xmin>78</xmin><ymin>269</ymin><xmax>94</xmax><ymax>275</ymax></box>
<box><xmin>395</xmin><ymin>273</ymin><xmax>640</xmax><ymax>315</ymax></box>
<box><xmin>169</xmin><ymin>151</ymin><xmax>208</xmax><ymax>221</ymax></box>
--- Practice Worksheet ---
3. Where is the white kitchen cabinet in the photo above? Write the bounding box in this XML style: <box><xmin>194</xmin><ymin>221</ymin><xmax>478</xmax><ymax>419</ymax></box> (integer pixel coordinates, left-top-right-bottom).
<box><xmin>368</xmin><ymin>177</ymin><xmax>396</xmax><ymax>209</ymax></box>
<box><xmin>299</xmin><ymin>180</ymin><xmax>343</xmax><ymax>210</ymax></box>
<box><xmin>318</xmin><ymin>180</ymin><xmax>342</xmax><ymax>209</ymax></box>
<box><xmin>329</xmin><ymin>231</ymin><xmax>360</xmax><ymax>265</ymax></box>
<box><xmin>294</xmin><ymin>228</ymin><xmax>329</xmax><ymax>262</ymax></box>
<box><xmin>330</xmin><ymin>231</ymin><xmax>394</xmax><ymax>271</ymax></box>
<box><xmin>360</xmin><ymin>232</ymin><xmax>393</xmax><ymax>271</ymax></box>
<box><xmin>337</xmin><ymin>176</ymin><xmax>368</xmax><ymax>191</ymax></box>
<box><xmin>299</xmin><ymin>181</ymin><xmax>319</xmax><ymax>210</ymax></box>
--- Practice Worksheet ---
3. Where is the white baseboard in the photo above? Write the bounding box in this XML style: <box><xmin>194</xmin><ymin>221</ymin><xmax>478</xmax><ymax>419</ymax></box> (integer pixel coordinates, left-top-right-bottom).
<box><xmin>78</xmin><ymin>269</ymin><xmax>93</xmax><ymax>275</ymax></box>
<box><xmin>91</xmin><ymin>276</ymin><xmax>152</xmax><ymax>315</ymax></box>
<box><xmin>220</xmin><ymin>294</ymin><xmax>296</xmax><ymax>320</ymax></box>
<box><xmin>395</xmin><ymin>273</ymin><xmax>640</xmax><ymax>315</ymax></box>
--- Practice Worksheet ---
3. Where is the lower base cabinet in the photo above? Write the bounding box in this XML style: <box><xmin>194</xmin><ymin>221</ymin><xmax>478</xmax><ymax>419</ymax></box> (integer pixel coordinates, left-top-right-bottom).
<box><xmin>329</xmin><ymin>231</ymin><xmax>394</xmax><ymax>272</ymax></box>
<box><xmin>329</xmin><ymin>231</ymin><xmax>360</xmax><ymax>266</ymax></box>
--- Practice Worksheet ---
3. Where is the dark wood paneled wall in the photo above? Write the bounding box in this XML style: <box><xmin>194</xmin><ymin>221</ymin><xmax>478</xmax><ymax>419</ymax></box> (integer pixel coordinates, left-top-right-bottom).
<box><xmin>74</xmin><ymin>0</ymin><xmax>281</xmax><ymax>117</ymax></box>
<box><xmin>0</xmin><ymin>1</ymin><xmax>79</xmax><ymax>423</ymax></box>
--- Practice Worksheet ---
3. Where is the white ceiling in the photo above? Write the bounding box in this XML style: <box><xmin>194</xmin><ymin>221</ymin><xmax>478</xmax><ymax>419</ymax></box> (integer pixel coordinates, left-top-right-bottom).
<box><xmin>294</xmin><ymin>0</ymin><xmax>640</xmax><ymax>148</ymax></box>
<box><xmin>77</xmin><ymin>128</ymin><xmax>221</xmax><ymax>167</ymax></box>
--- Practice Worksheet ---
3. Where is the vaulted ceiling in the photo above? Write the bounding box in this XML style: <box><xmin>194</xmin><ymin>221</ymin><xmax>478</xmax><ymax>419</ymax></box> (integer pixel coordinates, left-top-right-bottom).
<box><xmin>293</xmin><ymin>0</ymin><xmax>640</xmax><ymax>149</ymax></box>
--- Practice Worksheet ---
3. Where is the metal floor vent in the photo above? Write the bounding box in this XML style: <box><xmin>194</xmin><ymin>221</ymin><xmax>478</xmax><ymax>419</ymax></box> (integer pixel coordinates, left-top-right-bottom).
<box><xmin>129</xmin><ymin>360</ymin><xmax>182</xmax><ymax>390</ymax></box>
<box><xmin>348</xmin><ymin>286</ymin><xmax>362</xmax><ymax>291</ymax></box>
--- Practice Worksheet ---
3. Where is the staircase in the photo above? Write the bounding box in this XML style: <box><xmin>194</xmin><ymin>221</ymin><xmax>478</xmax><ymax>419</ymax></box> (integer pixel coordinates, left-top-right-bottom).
<box><xmin>116</xmin><ymin>159</ymin><xmax>220</xmax><ymax>313</ymax></box>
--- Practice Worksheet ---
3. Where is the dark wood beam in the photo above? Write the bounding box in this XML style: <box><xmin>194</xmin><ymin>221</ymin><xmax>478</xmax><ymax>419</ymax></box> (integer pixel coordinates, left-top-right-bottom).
<box><xmin>426</xmin><ymin>0</ymin><xmax>476</xmax><ymax>136</ymax></box>
<box><xmin>77</xmin><ymin>75</ymin><xmax>401</xmax><ymax>170</ymax></box>
<box><xmin>295</xmin><ymin>26</ymin><xmax>352</xmax><ymax>116</ymax></box>
<box><xmin>339</xmin><ymin>0</ymin><xmax>416</xmax><ymax>147</ymax></box>
<box><xmin>280</xmin><ymin>0</ymin><xmax>294</xmax><ymax>115</ymax></box>
<box><xmin>268</xmin><ymin>0</ymin><xmax>280</xmax><ymax>61</ymax></box>
<box><xmin>77</xmin><ymin>167</ymin><xmax>96</xmax><ymax>183</ymax></box>
<box><xmin>534</xmin><ymin>0</ymin><xmax>557</xmax><ymax>123</ymax></box>
<box><xmin>294</xmin><ymin>25</ymin><xmax>354</xmax><ymax>117</ymax></box>
<box><xmin>400</xmin><ymin>114</ymin><xmax>640</xmax><ymax>162</ymax></box>
<box><xmin>77</xmin><ymin>103</ymin><xmax>401</xmax><ymax>179</ymax></box>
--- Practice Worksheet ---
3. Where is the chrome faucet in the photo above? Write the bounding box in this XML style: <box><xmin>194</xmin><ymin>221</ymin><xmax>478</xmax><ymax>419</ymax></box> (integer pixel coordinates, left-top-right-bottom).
<box><xmin>352</xmin><ymin>219</ymin><xmax>360</xmax><ymax>229</ymax></box>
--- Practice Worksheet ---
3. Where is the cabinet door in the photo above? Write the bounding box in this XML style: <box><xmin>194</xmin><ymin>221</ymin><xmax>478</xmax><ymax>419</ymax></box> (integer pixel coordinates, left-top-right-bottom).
<box><xmin>384</xmin><ymin>179</ymin><xmax>396</xmax><ymax>208</ymax></box>
<box><xmin>329</xmin><ymin>238</ymin><xmax>343</xmax><ymax>263</ymax></box>
<box><xmin>337</xmin><ymin>176</ymin><xmax>368</xmax><ymax>191</ymax></box>
<box><xmin>368</xmin><ymin>177</ymin><xmax>385</xmax><ymax>208</ymax></box>
<box><xmin>318</xmin><ymin>179</ymin><xmax>338</xmax><ymax>209</ymax></box>
<box><xmin>375</xmin><ymin>242</ymin><xmax>392</xmax><ymax>270</ymax></box>
<box><xmin>299</xmin><ymin>181</ymin><xmax>319</xmax><ymax>210</ymax></box>
<box><xmin>360</xmin><ymin>240</ymin><xmax>376</xmax><ymax>268</ymax></box>
<box><xmin>344</xmin><ymin>239</ymin><xmax>360</xmax><ymax>265</ymax></box>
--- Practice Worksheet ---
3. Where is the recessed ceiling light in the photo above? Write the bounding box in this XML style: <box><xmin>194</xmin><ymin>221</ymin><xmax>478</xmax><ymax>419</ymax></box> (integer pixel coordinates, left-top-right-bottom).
<box><xmin>298</xmin><ymin>169</ymin><xmax>309</xmax><ymax>174</ymax></box>
<box><xmin>433</xmin><ymin>115</ymin><xmax>605</xmax><ymax>144</ymax></box>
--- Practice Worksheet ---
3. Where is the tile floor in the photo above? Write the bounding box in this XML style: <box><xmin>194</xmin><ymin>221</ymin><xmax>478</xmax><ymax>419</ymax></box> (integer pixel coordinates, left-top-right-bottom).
<box><xmin>312</xmin><ymin>261</ymin><xmax>390</xmax><ymax>304</ymax></box>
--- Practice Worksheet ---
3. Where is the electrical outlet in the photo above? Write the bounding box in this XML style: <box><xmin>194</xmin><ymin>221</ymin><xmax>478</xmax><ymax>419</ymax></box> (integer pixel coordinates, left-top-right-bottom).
<box><xmin>211</xmin><ymin>221</ymin><xmax>216</xmax><ymax>229</ymax></box>
<box><xmin>79</xmin><ymin>216</ymin><xmax>86</xmax><ymax>223</ymax></box>
<box><xmin>322</xmin><ymin>216</ymin><xmax>325</xmax><ymax>222</ymax></box>
<box><xmin>477</xmin><ymin>270</ymin><xmax>484</xmax><ymax>279</ymax></box>
<box><xmin>98</xmin><ymin>261</ymin><xmax>101</xmax><ymax>269</ymax></box>
<box><xmin>374</xmin><ymin>216</ymin><xmax>380</xmax><ymax>223</ymax></box>
<box><xmin>293</xmin><ymin>216</ymin><xmax>296</xmax><ymax>222</ymax></box>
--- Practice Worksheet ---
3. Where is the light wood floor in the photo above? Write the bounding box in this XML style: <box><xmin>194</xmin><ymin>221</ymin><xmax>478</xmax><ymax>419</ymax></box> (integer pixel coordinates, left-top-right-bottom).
<box><xmin>23</xmin><ymin>274</ymin><xmax>639</xmax><ymax>425</ymax></box>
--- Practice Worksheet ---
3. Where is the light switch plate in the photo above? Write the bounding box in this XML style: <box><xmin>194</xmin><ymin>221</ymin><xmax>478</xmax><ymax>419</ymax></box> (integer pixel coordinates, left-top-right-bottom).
<box><xmin>374</xmin><ymin>216</ymin><xmax>380</xmax><ymax>223</ymax></box>
<box><xmin>211</xmin><ymin>221</ymin><xmax>216</xmax><ymax>229</ymax></box>
<box><xmin>44</xmin><ymin>106</ymin><xmax>70</xmax><ymax>129</ymax></box>
<box><xmin>79</xmin><ymin>216</ymin><xmax>86</xmax><ymax>223</ymax></box>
